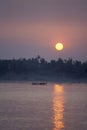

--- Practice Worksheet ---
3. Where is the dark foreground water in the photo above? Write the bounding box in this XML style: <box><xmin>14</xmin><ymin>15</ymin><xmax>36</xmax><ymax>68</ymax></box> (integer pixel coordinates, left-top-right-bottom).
<box><xmin>0</xmin><ymin>82</ymin><xmax>87</xmax><ymax>130</ymax></box>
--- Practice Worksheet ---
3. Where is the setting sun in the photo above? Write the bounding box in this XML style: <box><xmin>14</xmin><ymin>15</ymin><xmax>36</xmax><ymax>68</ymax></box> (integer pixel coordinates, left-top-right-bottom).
<box><xmin>55</xmin><ymin>43</ymin><xmax>64</xmax><ymax>51</ymax></box>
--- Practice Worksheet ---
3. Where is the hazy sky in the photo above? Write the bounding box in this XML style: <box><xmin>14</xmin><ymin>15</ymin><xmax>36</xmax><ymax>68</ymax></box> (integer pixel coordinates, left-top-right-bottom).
<box><xmin>0</xmin><ymin>0</ymin><xmax>87</xmax><ymax>61</ymax></box>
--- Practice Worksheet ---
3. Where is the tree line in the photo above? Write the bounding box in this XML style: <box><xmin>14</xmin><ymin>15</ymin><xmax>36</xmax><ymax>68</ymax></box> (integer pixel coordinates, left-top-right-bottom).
<box><xmin>0</xmin><ymin>56</ymin><xmax>87</xmax><ymax>78</ymax></box>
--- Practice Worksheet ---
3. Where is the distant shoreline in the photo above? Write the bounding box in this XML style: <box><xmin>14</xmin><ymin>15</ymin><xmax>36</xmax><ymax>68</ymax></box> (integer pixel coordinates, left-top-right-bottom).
<box><xmin>0</xmin><ymin>58</ymin><xmax>87</xmax><ymax>83</ymax></box>
<box><xmin>0</xmin><ymin>73</ymin><xmax>87</xmax><ymax>83</ymax></box>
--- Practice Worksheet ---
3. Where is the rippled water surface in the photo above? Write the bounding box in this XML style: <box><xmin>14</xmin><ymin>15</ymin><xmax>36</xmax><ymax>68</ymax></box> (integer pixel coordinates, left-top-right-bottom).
<box><xmin>0</xmin><ymin>82</ymin><xmax>87</xmax><ymax>130</ymax></box>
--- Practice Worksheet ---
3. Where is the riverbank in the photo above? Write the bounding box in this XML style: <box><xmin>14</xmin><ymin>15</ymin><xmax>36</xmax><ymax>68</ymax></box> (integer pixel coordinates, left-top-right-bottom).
<box><xmin>0</xmin><ymin>73</ymin><xmax>87</xmax><ymax>83</ymax></box>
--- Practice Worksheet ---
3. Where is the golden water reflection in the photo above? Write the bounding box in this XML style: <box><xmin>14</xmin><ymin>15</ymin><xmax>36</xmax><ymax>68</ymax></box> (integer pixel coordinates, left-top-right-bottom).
<box><xmin>53</xmin><ymin>84</ymin><xmax>65</xmax><ymax>130</ymax></box>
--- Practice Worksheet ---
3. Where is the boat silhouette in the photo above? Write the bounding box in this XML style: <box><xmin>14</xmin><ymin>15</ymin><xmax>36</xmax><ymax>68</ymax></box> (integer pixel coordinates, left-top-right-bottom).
<box><xmin>32</xmin><ymin>82</ymin><xmax>47</xmax><ymax>85</ymax></box>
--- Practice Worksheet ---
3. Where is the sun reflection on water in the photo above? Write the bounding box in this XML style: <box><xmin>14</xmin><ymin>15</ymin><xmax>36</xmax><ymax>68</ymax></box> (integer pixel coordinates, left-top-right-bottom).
<box><xmin>53</xmin><ymin>84</ymin><xmax>65</xmax><ymax>130</ymax></box>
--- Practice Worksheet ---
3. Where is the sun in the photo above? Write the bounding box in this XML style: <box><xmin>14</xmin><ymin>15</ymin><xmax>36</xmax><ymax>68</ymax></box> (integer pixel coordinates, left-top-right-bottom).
<box><xmin>55</xmin><ymin>43</ymin><xmax>64</xmax><ymax>51</ymax></box>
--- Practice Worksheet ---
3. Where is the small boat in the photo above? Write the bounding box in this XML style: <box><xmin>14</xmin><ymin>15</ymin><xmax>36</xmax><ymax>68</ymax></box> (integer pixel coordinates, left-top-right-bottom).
<box><xmin>32</xmin><ymin>82</ymin><xmax>47</xmax><ymax>85</ymax></box>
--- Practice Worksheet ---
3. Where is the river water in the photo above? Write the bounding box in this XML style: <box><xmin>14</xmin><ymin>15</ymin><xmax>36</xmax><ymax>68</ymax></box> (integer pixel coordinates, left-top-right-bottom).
<box><xmin>0</xmin><ymin>82</ymin><xmax>87</xmax><ymax>130</ymax></box>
